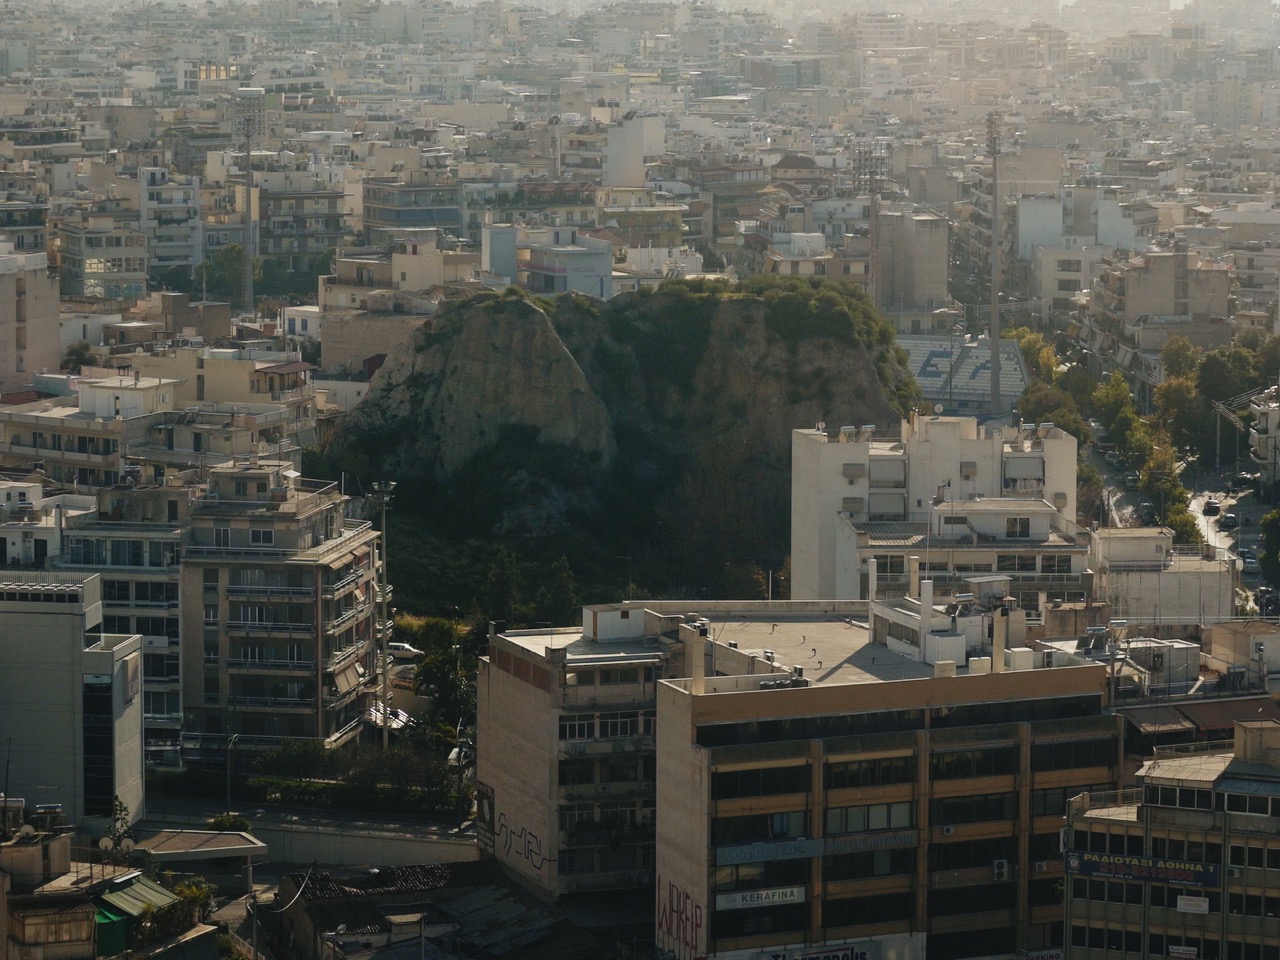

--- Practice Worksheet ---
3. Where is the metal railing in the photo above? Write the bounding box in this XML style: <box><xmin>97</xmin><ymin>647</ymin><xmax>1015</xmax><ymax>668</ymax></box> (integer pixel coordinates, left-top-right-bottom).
<box><xmin>226</xmin><ymin>658</ymin><xmax>316</xmax><ymax>671</ymax></box>
<box><xmin>227</xmin><ymin>584</ymin><xmax>315</xmax><ymax>599</ymax></box>
<box><xmin>226</xmin><ymin>620</ymin><xmax>316</xmax><ymax>635</ymax></box>
<box><xmin>225</xmin><ymin>695</ymin><xmax>314</xmax><ymax>709</ymax></box>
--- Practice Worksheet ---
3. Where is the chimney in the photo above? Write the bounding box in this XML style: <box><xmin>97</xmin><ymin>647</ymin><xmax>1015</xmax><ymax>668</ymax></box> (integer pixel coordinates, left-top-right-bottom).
<box><xmin>992</xmin><ymin>600</ymin><xmax>1010</xmax><ymax>673</ymax></box>
<box><xmin>689</xmin><ymin>625</ymin><xmax>705</xmax><ymax>695</ymax></box>
<box><xmin>867</xmin><ymin>557</ymin><xmax>878</xmax><ymax>602</ymax></box>
<box><xmin>908</xmin><ymin>555</ymin><xmax>921</xmax><ymax>599</ymax></box>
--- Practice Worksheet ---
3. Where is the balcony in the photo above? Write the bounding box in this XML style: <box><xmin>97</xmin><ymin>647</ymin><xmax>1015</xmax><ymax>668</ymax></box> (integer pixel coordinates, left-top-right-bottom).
<box><xmin>320</xmin><ymin>570</ymin><xmax>362</xmax><ymax>600</ymax></box>
<box><xmin>227</xmin><ymin>583</ymin><xmax>316</xmax><ymax>600</ymax></box>
<box><xmin>559</xmin><ymin>780</ymin><xmax>655</xmax><ymax>802</ymax></box>
<box><xmin>324</xmin><ymin>605</ymin><xmax>366</xmax><ymax>635</ymax></box>
<box><xmin>227</xmin><ymin>658</ymin><xmax>316</xmax><ymax>672</ymax></box>
<box><xmin>561</xmin><ymin>735</ymin><xmax>655</xmax><ymax>756</ymax></box>
<box><xmin>225</xmin><ymin>695</ymin><xmax>314</xmax><ymax>710</ymax></box>
<box><xmin>226</xmin><ymin>619</ymin><xmax>316</xmax><ymax>636</ymax></box>
<box><xmin>376</xmin><ymin>583</ymin><xmax>393</xmax><ymax>604</ymax></box>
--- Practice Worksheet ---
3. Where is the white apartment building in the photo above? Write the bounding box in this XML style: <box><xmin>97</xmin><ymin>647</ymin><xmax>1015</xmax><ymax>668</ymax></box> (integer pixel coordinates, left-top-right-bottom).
<box><xmin>792</xmin><ymin>415</ymin><xmax>1079</xmax><ymax>601</ymax></box>
<box><xmin>1090</xmin><ymin>527</ymin><xmax>1236</xmax><ymax>626</ymax></box>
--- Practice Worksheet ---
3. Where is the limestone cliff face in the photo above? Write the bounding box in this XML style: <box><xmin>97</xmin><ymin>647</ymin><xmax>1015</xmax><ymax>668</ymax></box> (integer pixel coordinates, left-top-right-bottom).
<box><xmin>337</xmin><ymin>293</ymin><xmax>615</xmax><ymax>480</ymax></box>
<box><xmin>329</xmin><ymin>283</ymin><xmax>916</xmax><ymax>546</ymax></box>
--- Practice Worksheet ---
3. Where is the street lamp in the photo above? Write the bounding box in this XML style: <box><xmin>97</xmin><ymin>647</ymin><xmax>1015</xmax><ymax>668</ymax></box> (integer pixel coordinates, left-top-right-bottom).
<box><xmin>225</xmin><ymin>733</ymin><xmax>239</xmax><ymax>814</ymax></box>
<box><xmin>370</xmin><ymin>481</ymin><xmax>397</xmax><ymax>749</ymax></box>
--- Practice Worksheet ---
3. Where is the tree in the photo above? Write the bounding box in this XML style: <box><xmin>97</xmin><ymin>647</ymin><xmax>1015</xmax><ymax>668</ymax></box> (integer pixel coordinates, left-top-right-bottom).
<box><xmin>63</xmin><ymin>340</ymin><xmax>96</xmax><ymax>374</ymax></box>
<box><xmin>536</xmin><ymin>556</ymin><xmax>579</xmax><ymax>626</ymax></box>
<box><xmin>1197</xmin><ymin>346</ymin><xmax>1257</xmax><ymax>404</ymax></box>
<box><xmin>483</xmin><ymin>548</ymin><xmax>520</xmax><ymax>625</ymax></box>
<box><xmin>194</xmin><ymin>244</ymin><xmax>261</xmax><ymax>307</ymax></box>
<box><xmin>1077</xmin><ymin>461</ymin><xmax>1106</xmax><ymax>526</ymax></box>
<box><xmin>1262</xmin><ymin>508</ymin><xmax>1280</xmax><ymax>589</ymax></box>
<box><xmin>1161</xmin><ymin>335</ymin><xmax>1201</xmax><ymax>380</ymax></box>
<box><xmin>1092</xmin><ymin>370</ymin><xmax>1133</xmax><ymax>431</ymax></box>
<box><xmin>1153</xmin><ymin>376</ymin><xmax>1208</xmax><ymax>452</ymax></box>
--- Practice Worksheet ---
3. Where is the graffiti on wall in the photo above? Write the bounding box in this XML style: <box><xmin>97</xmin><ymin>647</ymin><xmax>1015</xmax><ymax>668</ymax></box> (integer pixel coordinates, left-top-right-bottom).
<box><xmin>657</xmin><ymin>873</ymin><xmax>704</xmax><ymax>956</ymax></box>
<box><xmin>495</xmin><ymin>811</ymin><xmax>555</xmax><ymax>877</ymax></box>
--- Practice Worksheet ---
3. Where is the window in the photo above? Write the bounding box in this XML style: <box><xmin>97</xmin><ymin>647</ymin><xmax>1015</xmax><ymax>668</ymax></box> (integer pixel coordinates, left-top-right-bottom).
<box><xmin>713</xmin><ymin>811</ymin><xmax>807</xmax><ymax>846</ymax></box>
<box><xmin>599</xmin><ymin>712</ymin><xmax>639</xmax><ymax>738</ymax></box>
<box><xmin>204</xmin><ymin>604</ymin><xmax>218</xmax><ymax>624</ymax></box>
<box><xmin>996</xmin><ymin>554</ymin><xmax>1037</xmax><ymax>572</ymax></box>
<box><xmin>234</xmin><ymin>481</ymin><xmax>248</xmax><ymax>497</ymax></box>
<box><xmin>1005</xmin><ymin>517</ymin><xmax>1031</xmax><ymax>538</ymax></box>
<box><xmin>826</xmin><ymin>755</ymin><xmax>914</xmax><ymax>789</ymax></box>
<box><xmin>824</xmin><ymin>891</ymin><xmax>913</xmax><ymax>927</ymax></box>
<box><xmin>214</xmin><ymin>527</ymin><xmax>230</xmax><ymax>548</ymax></box>
<box><xmin>942</xmin><ymin>515</ymin><xmax>968</xmax><ymax>525</ymax></box>
<box><xmin>931</xmin><ymin>793</ymin><xmax>1017</xmax><ymax>825</ymax></box>
<box><xmin>559</xmin><ymin>714</ymin><xmax>595</xmax><ymax>740</ymax></box>
<box><xmin>825</xmin><ymin>847</ymin><xmax>915</xmax><ymax>881</ymax></box>
<box><xmin>1057</xmin><ymin>278</ymin><xmax>1082</xmax><ymax>292</ymax></box>
<box><xmin>1032</xmin><ymin>738</ymin><xmax>1116</xmax><ymax>772</ymax></box>
<box><xmin>872</xmin><ymin>554</ymin><xmax>906</xmax><ymax>575</ymax></box>
<box><xmin>250</xmin><ymin>528</ymin><xmax>275</xmax><ymax>545</ymax></box>
<box><xmin>1042</xmin><ymin>555</ymin><xmax>1072</xmax><ymax>574</ymax></box>
<box><xmin>826</xmin><ymin>801</ymin><xmax>913</xmax><ymax>835</ymax></box>
<box><xmin>713</xmin><ymin>765</ymin><xmax>809</xmax><ymax>800</ymax></box>
<box><xmin>931</xmin><ymin>746</ymin><xmax>1019</xmax><ymax>779</ymax></box>
<box><xmin>1057</xmin><ymin>259</ymin><xmax>1082</xmax><ymax>273</ymax></box>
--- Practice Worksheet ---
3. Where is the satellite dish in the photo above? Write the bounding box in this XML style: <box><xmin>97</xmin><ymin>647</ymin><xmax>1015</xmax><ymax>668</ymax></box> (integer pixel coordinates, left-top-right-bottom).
<box><xmin>933</xmin><ymin>403</ymin><xmax>944</xmax><ymax>414</ymax></box>
<box><xmin>817</xmin><ymin>421</ymin><xmax>826</xmax><ymax>430</ymax></box>
<box><xmin>18</xmin><ymin>824</ymin><xmax>35</xmax><ymax>838</ymax></box>
<box><xmin>98</xmin><ymin>836</ymin><xmax>114</xmax><ymax>851</ymax></box>
<box><xmin>119</xmin><ymin>838</ymin><xmax>136</xmax><ymax>853</ymax></box>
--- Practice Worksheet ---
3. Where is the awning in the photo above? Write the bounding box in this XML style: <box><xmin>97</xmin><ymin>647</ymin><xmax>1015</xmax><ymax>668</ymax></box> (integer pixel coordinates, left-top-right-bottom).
<box><xmin>1218</xmin><ymin>777</ymin><xmax>1280</xmax><ymax>798</ymax></box>
<box><xmin>1176</xmin><ymin>697</ymin><xmax>1280</xmax><ymax>734</ymax></box>
<box><xmin>332</xmin><ymin>661</ymin><xmax>361</xmax><ymax>694</ymax></box>
<box><xmin>100</xmin><ymin>876</ymin><xmax>180</xmax><ymax>917</ymax></box>
<box><xmin>1119</xmin><ymin>704</ymin><xmax>1195</xmax><ymax>736</ymax></box>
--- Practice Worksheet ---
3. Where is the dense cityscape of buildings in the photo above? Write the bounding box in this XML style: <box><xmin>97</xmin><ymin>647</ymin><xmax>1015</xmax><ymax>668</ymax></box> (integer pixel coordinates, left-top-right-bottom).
<box><xmin>8</xmin><ymin>0</ymin><xmax>1280</xmax><ymax>957</ymax></box>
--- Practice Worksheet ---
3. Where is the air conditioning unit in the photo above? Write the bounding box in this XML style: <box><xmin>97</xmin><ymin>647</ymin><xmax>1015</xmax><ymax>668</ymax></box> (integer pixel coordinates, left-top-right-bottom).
<box><xmin>1228</xmin><ymin>866</ymin><xmax>1244</xmax><ymax>879</ymax></box>
<box><xmin>992</xmin><ymin>859</ymin><xmax>1010</xmax><ymax>882</ymax></box>
<box><xmin>1034</xmin><ymin>861</ymin><xmax>1049</xmax><ymax>873</ymax></box>
<box><xmin>942</xmin><ymin>825</ymin><xmax>956</xmax><ymax>836</ymax></box>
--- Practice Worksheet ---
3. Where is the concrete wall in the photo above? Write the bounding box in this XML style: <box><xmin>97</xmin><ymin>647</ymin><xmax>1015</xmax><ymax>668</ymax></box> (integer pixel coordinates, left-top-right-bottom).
<box><xmin>321</xmin><ymin>314</ymin><xmax>422</xmax><ymax>375</ymax></box>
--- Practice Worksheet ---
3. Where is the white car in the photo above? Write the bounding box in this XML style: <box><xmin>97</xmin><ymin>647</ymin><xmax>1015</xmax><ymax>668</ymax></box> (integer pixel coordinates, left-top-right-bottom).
<box><xmin>1243</xmin><ymin>557</ymin><xmax>1261</xmax><ymax>575</ymax></box>
<box><xmin>388</xmin><ymin>642</ymin><xmax>424</xmax><ymax>660</ymax></box>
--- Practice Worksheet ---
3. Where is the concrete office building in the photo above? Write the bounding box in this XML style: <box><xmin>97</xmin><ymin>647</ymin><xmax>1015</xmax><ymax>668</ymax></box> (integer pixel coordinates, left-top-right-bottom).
<box><xmin>1064</xmin><ymin>719</ymin><xmax>1280</xmax><ymax>960</ymax></box>
<box><xmin>477</xmin><ymin>599</ymin><xmax>1123</xmax><ymax>960</ymax></box>
<box><xmin>791</xmin><ymin>416</ymin><xmax>1079</xmax><ymax>603</ymax></box>
<box><xmin>0</xmin><ymin>572</ymin><xmax>144</xmax><ymax>828</ymax></box>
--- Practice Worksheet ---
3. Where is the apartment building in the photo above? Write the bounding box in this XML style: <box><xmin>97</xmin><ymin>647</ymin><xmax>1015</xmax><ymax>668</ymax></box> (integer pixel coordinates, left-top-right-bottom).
<box><xmin>1064</xmin><ymin>719</ymin><xmax>1280</xmax><ymax>960</ymax></box>
<box><xmin>111</xmin><ymin>166</ymin><xmax>203</xmax><ymax>280</ymax></box>
<box><xmin>1091</xmin><ymin>527</ymin><xmax>1236</xmax><ymax>627</ymax></box>
<box><xmin>0</xmin><ymin>478</ymin><xmax>95</xmax><ymax>567</ymax></box>
<box><xmin>53</xmin><ymin>212</ymin><xmax>148</xmax><ymax>301</ymax></box>
<box><xmin>0</xmin><ymin>239</ymin><xmax>59</xmax><ymax>395</ymax></box>
<box><xmin>1088</xmin><ymin>251</ymin><xmax>1231</xmax><ymax>329</ymax></box>
<box><xmin>0</xmin><ymin>571</ymin><xmax>144</xmax><ymax>827</ymax></box>
<box><xmin>179</xmin><ymin>459</ymin><xmax>384</xmax><ymax>760</ymax></box>
<box><xmin>0</xmin><ymin>373</ymin><xmax>183</xmax><ymax>489</ymax></box>
<box><xmin>362</xmin><ymin>169</ymin><xmax>463</xmax><ymax>247</ymax></box>
<box><xmin>0</xmin><ymin>197</ymin><xmax>48</xmax><ymax>253</ymax></box>
<box><xmin>1248</xmin><ymin>385</ymin><xmax>1280</xmax><ymax>492</ymax></box>
<box><xmin>523</xmin><ymin>226</ymin><xmax>614</xmax><ymax>296</ymax></box>
<box><xmin>792</xmin><ymin>416</ymin><xmax>1079</xmax><ymax>601</ymax></box>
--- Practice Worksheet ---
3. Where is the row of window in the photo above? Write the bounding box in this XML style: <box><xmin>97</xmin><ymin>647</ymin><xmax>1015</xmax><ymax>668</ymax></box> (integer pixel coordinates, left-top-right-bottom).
<box><xmin>1070</xmin><ymin>927</ymin><xmax>1280</xmax><ymax>960</ymax></box>
<box><xmin>697</xmin><ymin>695</ymin><xmax>1104</xmax><ymax>747</ymax></box>
<box><xmin>1072</xmin><ymin>828</ymin><xmax>1222</xmax><ymax>864</ymax></box>
<box><xmin>711</xmin><ymin>739</ymin><xmax>1114</xmax><ymax>800</ymax></box>
<box><xmin>63</xmin><ymin>538</ymin><xmax>178</xmax><ymax>568</ymax></box>
<box><xmin>564</xmin><ymin>666</ymin><xmax>661</xmax><ymax>686</ymax></box>
<box><xmin>558</xmin><ymin>710</ymin><xmax>656</xmax><ymax>741</ymax></box>
<box><xmin>103</xmin><ymin>615</ymin><xmax>179</xmax><ymax>639</ymax></box>
<box><xmin>104</xmin><ymin>580</ymin><xmax>179</xmax><ymax>604</ymax></box>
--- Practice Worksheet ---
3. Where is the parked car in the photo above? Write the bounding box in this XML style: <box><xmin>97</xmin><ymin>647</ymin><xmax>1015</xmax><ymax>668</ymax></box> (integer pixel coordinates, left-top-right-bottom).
<box><xmin>1220</xmin><ymin>513</ymin><xmax>1239</xmax><ymax>530</ymax></box>
<box><xmin>1123</xmin><ymin>472</ymin><xmax>1140</xmax><ymax>489</ymax></box>
<box><xmin>1204</xmin><ymin>498</ymin><xmax>1221</xmax><ymax>516</ymax></box>
<box><xmin>388</xmin><ymin>642</ymin><xmax>424</xmax><ymax>660</ymax></box>
<box><xmin>1104</xmin><ymin>451</ymin><xmax>1121</xmax><ymax>466</ymax></box>
<box><xmin>1244</xmin><ymin>557</ymin><xmax>1261</xmax><ymax>575</ymax></box>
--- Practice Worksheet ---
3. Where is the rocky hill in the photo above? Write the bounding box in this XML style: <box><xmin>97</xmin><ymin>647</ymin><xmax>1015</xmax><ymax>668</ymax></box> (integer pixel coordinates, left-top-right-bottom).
<box><xmin>326</xmin><ymin>277</ymin><xmax>918</xmax><ymax>603</ymax></box>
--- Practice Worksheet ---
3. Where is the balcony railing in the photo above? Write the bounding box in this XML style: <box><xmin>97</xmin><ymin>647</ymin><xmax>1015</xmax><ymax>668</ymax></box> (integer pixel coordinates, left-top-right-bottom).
<box><xmin>227</xmin><ymin>658</ymin><xmax>316</xmax><ymax>671</ymax></box>
<box><xmin>226</xmin><ymin>620</ymin><xmax>316</xmax><ymax>635</ymax></box>
<box><xmin>324</xmin><ymin>605</ymin><xmax>365</xmax><ymax>635</ymax></box>
<box><xmin>227</xmin><ymin>584</ymin><xmax>316</xmax><ymax>599</ymax></box>
<box><xmin>226</xmin><ymin>695</ymin><xmax>314</xmax><ymax>710</ymax></box>
<box><xmin>321</xmin><ymin>570</ymin><xmax>362</xmax><ymax>599</ymax></box>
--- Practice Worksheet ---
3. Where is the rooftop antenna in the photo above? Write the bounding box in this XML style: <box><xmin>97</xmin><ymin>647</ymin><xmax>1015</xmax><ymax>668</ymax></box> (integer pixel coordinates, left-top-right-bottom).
<box><xmin>987</xmin><ymin>110</ymin><xmax>1003</xmax><ymax>417</ymax></box>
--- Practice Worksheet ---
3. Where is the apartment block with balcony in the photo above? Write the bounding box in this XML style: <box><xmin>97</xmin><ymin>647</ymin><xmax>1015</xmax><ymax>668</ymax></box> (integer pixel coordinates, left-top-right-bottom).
<box><xmin>476</xmin><ymin>612</ymin><xmax>673</xmax><ymax>899</ymax></box>
<box><xmin>179</xmin><ymin>459</ymin><xmax>383</xmax><ymax>761</ymax></box>
<box><xmin>362</xmin><ymin>169</ymin><xmax>463</xmax><ymax>247</ymax></box>
<box><xmin>0</xmin><ymin>374</ymin><xmax>182</xmax><ymax>489</ymax></box>
<box><xmin>792</xmin><ymin>416</ymin><xmax>1079</xmax><ymax>601</ymax></box>
<box><xmin>0</xmin><ymin>239</ymin><xmax>59</xmax><ymax>396</ymax></box>
<box><xmin>53</xmin><ymin>212</ymin><xmax>148</xmax><ymax>302</ymax></box>
<box><xmin>1091</xmin><ymin>527</ymin><xmax>1236</xmax><ymax>627</ymax></box>
<box><xmin>1064</xmin><ymin>720</ymin><xmax>1280</xmax><ymax>960</ymax></box>
<box><xmin>113</xmin><ymin>166</ymin><xmax>203</xmax><ymax>280</ymax></box>
<box><xmin>0</xmin><ymin>197</ymin><xmax>49</xmax><ymax>253</ymax></box>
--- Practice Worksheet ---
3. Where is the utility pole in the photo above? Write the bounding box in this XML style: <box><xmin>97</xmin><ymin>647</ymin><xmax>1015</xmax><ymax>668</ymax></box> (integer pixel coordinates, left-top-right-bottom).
<box><xmin>987</xmin><ymin>111</ymin><xmax>1002</xmax><ymax>417</ymax></box>
<box><xmin>370</xmin><ymin>481</ymin><xmax>397</xmax><ymax>749</ymax></box>
<box><xmin>235</xmin><ymin>88</ymin><xmax>265</xmax><ymax>316</ymax></box>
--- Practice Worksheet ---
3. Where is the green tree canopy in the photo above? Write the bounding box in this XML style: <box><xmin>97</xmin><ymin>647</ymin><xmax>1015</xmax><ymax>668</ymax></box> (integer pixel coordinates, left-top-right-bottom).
<box><xmin>1161</xmin><ymin>335</ymin><xmax>1201</xmax><ymax>380</ymax></box>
